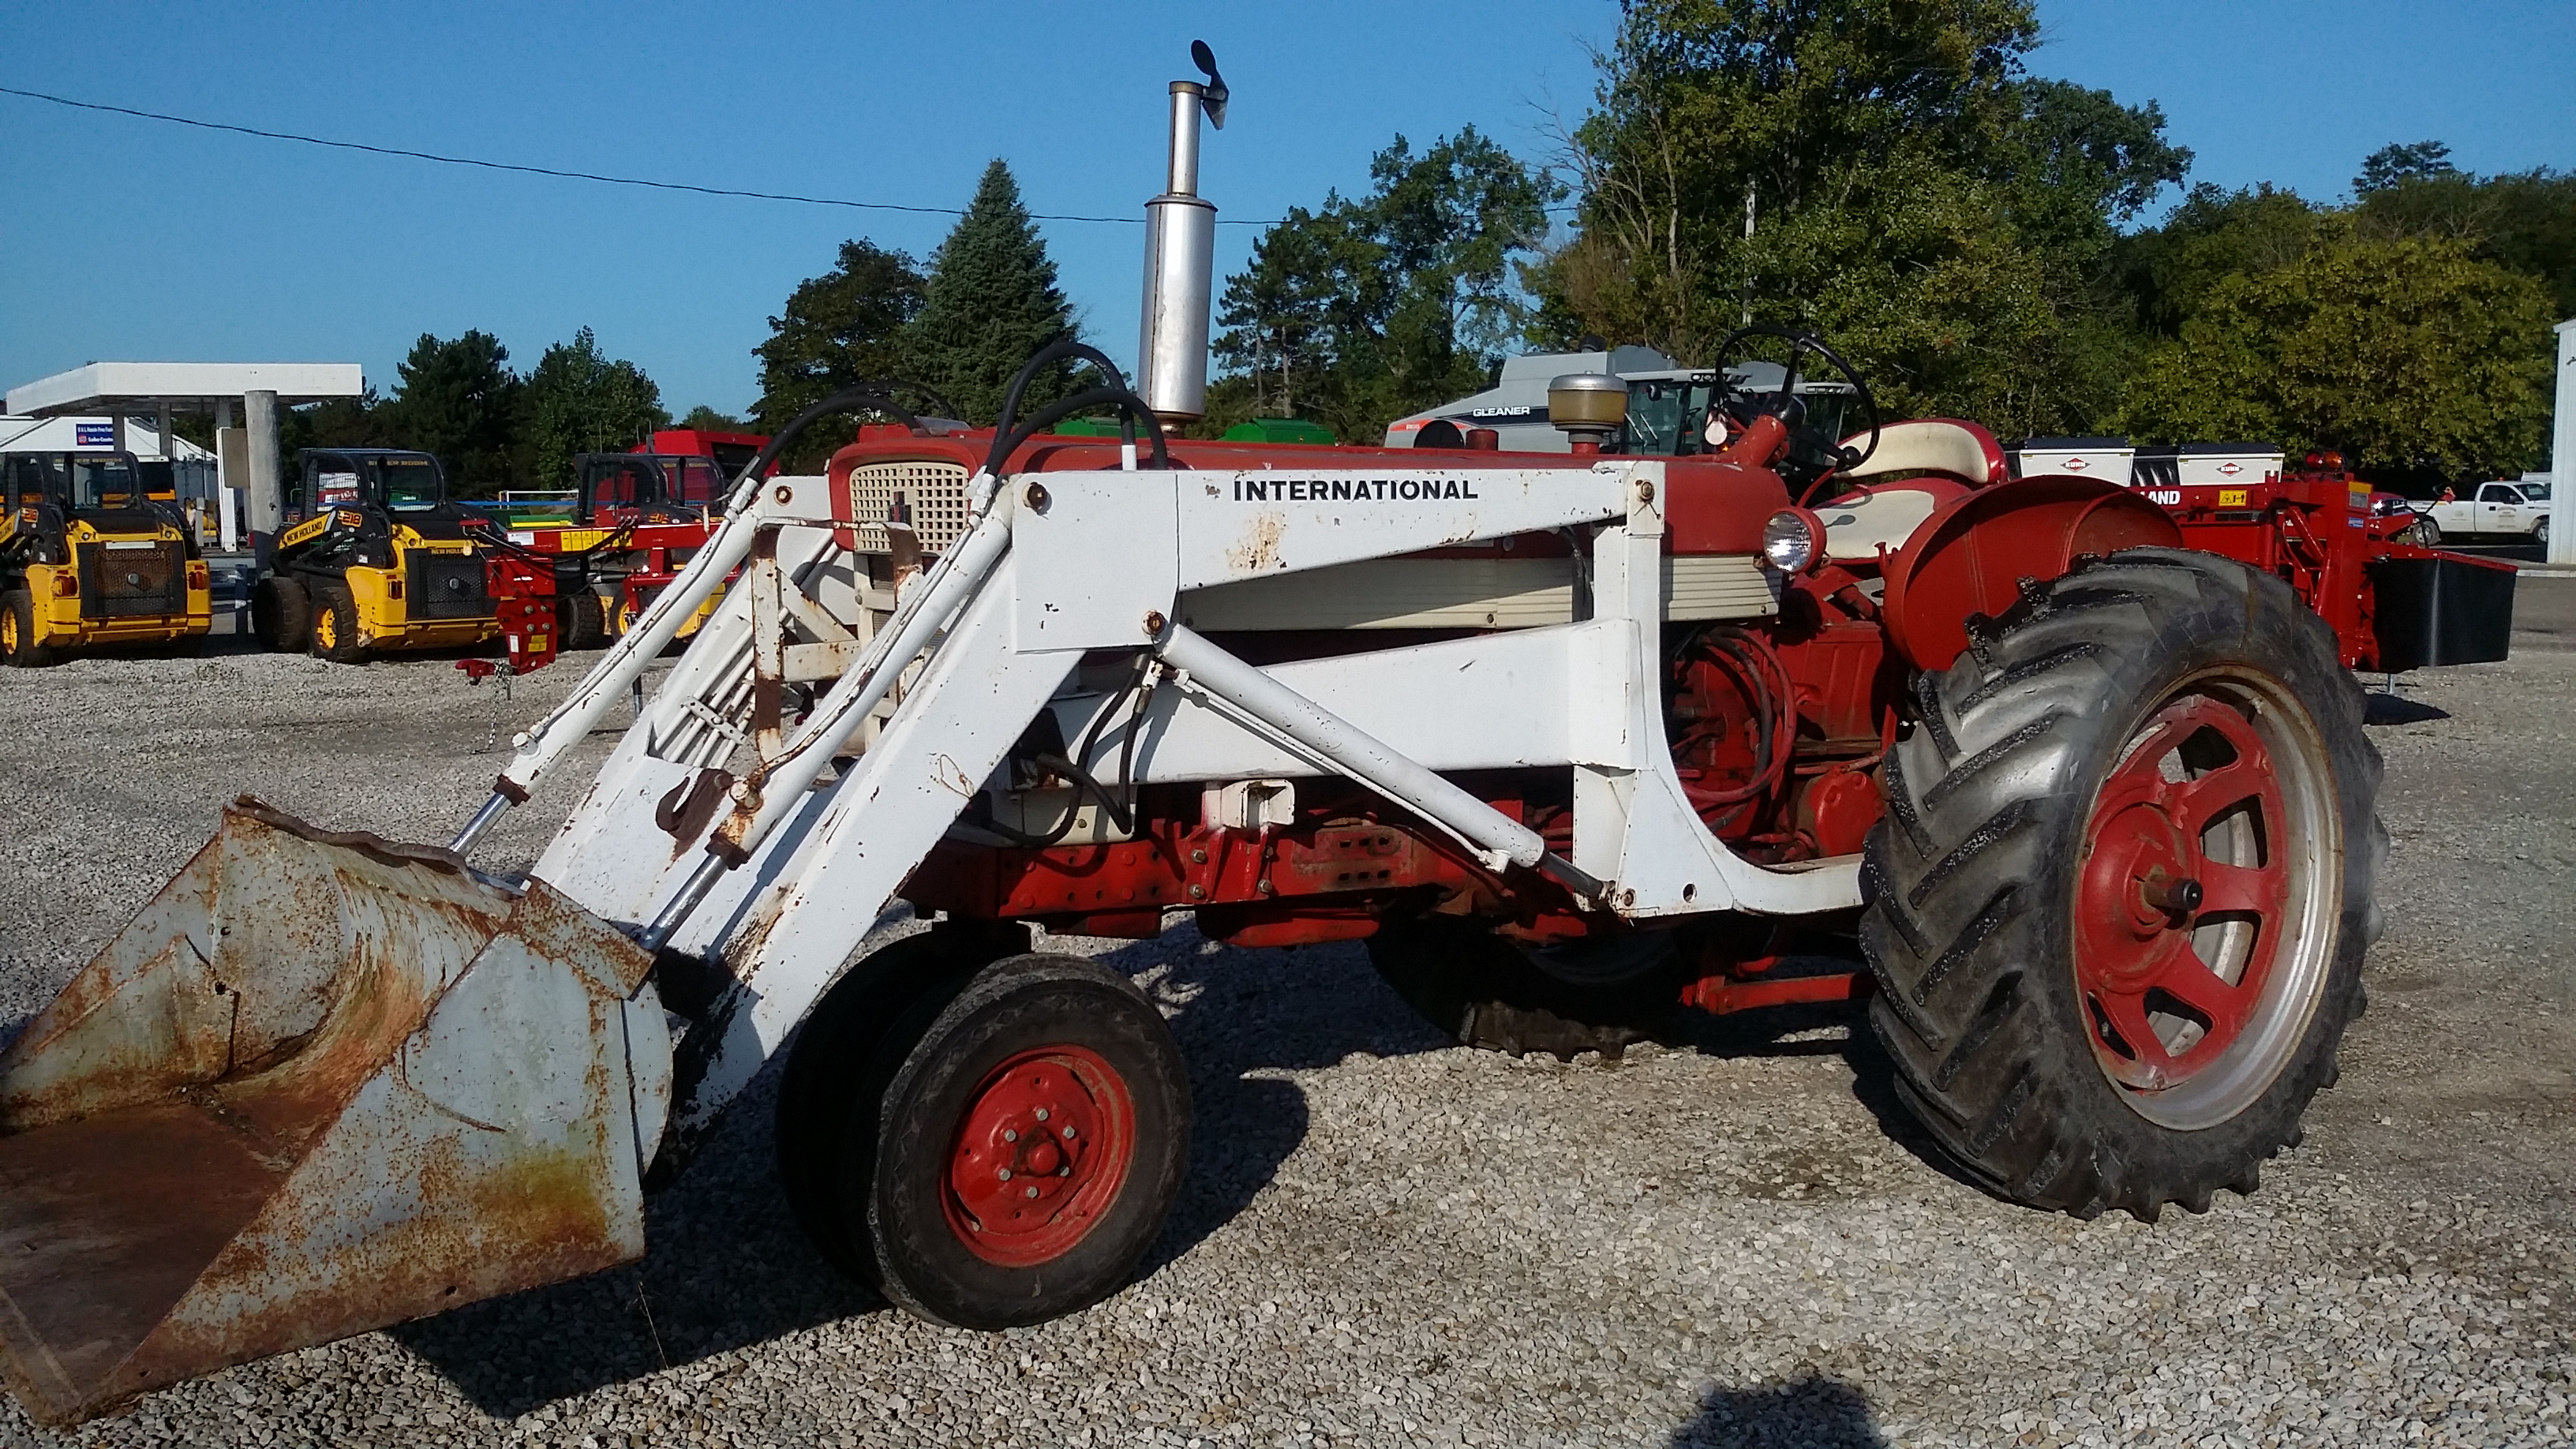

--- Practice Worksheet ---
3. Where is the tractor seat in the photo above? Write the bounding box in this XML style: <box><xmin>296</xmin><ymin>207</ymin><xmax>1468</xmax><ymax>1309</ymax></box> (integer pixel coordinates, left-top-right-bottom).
<box><xmin>1836</xmin><ymin>419</ymin><xmax>2009</xmax><ymax>487</ymax></box>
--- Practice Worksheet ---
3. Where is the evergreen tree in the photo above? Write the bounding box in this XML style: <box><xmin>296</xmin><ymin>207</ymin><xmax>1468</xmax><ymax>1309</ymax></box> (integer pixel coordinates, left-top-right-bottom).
<box><xmin>752</xmin><ymin>238</ymin><xmax>927</xmax><ymax>466</ymax></box>
<box><xmin>523</xmin><ymin>328</ymin><xmax>670</xmax><ymax>488</ymax></box>
<box><xmin>387</xmin><ymin>331</ymin><xmax>521</xmax><ymax>493</ymax></box>
<box><xmin>904</xmin><ymin>160</ymin><xmax>1080</xmax><ymax>424</ymax></box>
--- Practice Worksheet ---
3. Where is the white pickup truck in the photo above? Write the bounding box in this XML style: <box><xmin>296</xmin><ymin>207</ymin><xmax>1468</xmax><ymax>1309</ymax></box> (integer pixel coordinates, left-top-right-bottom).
<box><xmin>2417</xmin><ymin>476</ymin><xmax>2552</xmax><ymax>547</ymax></box>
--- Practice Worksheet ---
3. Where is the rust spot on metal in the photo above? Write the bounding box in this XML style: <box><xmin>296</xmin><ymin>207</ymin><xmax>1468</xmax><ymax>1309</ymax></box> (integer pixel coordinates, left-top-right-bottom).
<box><xmin>1225</xmin><ymin>511</ymin><xmax>1287</xmax><ymax>574</ymax></box>
<box><xmin>0</xmin><ymin>802</ymin><xmax>655</xmax><ymax>1425</ymax></box>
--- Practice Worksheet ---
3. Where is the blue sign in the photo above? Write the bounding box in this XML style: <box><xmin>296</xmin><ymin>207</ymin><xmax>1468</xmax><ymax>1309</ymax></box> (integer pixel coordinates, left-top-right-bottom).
<box><xmin>74</xmin><ymin>422</ymin><xmax>114</xmax><ymax>447</ymax></box>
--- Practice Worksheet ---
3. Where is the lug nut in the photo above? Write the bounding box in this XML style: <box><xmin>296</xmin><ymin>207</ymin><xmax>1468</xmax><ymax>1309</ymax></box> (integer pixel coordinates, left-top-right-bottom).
<box><xmin>1002</xmin><ymin>1129</ymin><xmax>1017</xmax><ymax>1143</ymax></box>
<box><xmin>1035</xmin><ymin>1107</ymin><xmax>1049</xmax><ymax>1122</ymax></box>
<box><xmin>1061</xmin><ymin>1125</ymin><xmax>1076</xmax><ymax>1140</ymax></box>
<box><xmin>1025</xmin><ymin>1185</ymin><xmax>1040</xmax><ymax>1199</ymax></box>
<box><xmin>998</xmin><ymin>1168</ymin><xmax>1013</xmax><ymax>1181</ymax></box>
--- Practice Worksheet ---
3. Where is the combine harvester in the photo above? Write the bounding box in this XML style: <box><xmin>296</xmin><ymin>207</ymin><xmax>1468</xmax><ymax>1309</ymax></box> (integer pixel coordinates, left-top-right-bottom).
<box><xmin>0</xmin><ymin>46</ymin><xmax>2387</xmax><ymax>1425</ymax></box>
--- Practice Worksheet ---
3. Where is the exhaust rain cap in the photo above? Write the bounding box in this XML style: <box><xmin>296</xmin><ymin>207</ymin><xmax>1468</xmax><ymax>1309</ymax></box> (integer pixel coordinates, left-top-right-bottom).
<box><xmin>1192</xmin><ymin>40</ymin><xmax>1228</xmax><ymax>129</ymax></box>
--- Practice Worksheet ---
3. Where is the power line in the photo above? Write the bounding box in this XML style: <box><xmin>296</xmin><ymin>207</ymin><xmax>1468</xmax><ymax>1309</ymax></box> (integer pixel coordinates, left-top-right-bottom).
<box><xmin>0</xmin><ymin>84</ymin><xmax>1200</xmax><ymax>226</ymax></box>
<box><xmin>1</xmin><ymin>83</ymin><xmax>1583</xmax><ymax>232</ymax></box>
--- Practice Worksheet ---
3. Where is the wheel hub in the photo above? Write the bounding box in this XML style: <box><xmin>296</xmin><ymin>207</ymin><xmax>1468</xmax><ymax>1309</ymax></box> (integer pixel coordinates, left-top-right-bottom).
<box><xmin>2074</xmin><ymin>694</ymin><xmax>2294</xmax><ymax>1095</ymax></box>
<box><xmin>943</xmin><ymin>1045</ymin><xmax>1135</xmax><ymax>1267</ymax></box>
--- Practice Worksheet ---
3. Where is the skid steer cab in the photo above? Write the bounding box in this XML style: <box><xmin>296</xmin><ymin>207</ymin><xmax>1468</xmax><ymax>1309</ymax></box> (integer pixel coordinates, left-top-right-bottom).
<box><xmin>249</xmin><ymin>448</ymin><xmax>501</xmax><ymax>662</ymax></box>
<box><xmin>0</xmin><ymin>449</ymin><xmax>212</xmax><ymax>666</ymax></box>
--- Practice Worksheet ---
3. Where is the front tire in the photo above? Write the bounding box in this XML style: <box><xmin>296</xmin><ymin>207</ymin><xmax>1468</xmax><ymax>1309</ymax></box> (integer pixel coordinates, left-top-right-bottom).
<box><xmin>2414</xmin><ymin>515</ymin><xmax>2440</xmax><ymax>546</ymax></box>
<box><xmin>797</xmin><ymin>951</ymin><xmax>1190</xmax><ymax>1329</ymax></box>
<box><xmin>1</xmin><ymin>590</ymin><xmax>51</xmax><ymax>667</ymax></box>
<box><xmin>2536</xmin><ymin>517</ymin><xmax>2550</xmax><ymax>551</ymax></box>
<box><xmin>308</xmin><ymin>582</ymin><xmax>368</xmax><ymax>663</ymax></box>
<box><xmin>1862</xmin><ymin>548</ymin><xmax>2383</xmax><ymax>1220</ymax></box>
<box><xmin>252</xmin><ymin>575</ymin><xmax>313</xmax><ymax>653</ymax></box>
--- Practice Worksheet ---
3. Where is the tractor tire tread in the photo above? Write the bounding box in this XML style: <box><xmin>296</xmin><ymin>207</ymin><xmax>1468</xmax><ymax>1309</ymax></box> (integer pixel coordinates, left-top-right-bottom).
<box><xmin>1863</xmin><ymin>546</ymin><xmax>2382</xmax><ymax>1221</ymax></box>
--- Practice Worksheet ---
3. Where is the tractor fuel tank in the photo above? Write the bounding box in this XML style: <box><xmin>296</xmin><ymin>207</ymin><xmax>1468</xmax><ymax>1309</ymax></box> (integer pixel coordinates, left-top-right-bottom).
<box><xmin>0</xmin><ymin>801</ymin><xmax>670</xmax><ymax>1425</ymax></box>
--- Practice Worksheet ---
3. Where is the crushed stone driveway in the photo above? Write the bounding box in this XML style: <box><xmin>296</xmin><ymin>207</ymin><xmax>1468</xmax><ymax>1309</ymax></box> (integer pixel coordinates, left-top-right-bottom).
<box><xmin>0</xmin><ymin>582</ymin><xmax>2570</xmax><ymax>1448</ymax></box>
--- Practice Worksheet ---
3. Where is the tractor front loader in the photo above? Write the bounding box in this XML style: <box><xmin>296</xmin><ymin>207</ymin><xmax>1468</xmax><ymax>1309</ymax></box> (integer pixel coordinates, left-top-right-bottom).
<box><xmin>249</xmin><ymin>449</ymin><xmax>501</xmax><ymax>662</ymax></box>
<box><xmin>0</xmin><ymin>450</ymin><xmax>212</xmax><ymax>665</ymax></box>
<box><xmin>0</xmin><ymin>46</ymin><xmax>2383</xmax><ymax>1428</ymax></box>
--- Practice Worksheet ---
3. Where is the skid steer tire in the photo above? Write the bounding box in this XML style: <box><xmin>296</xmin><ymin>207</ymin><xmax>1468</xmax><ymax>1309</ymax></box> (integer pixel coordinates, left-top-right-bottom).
<box><xmin>308</xmin><ymin>582</ymin><xmax>368</xmax><ymax>663</ymax></box>
<box><xmin>1</xmin><ymin>590</ymin><xmax>52</xmax><ymax>667</ymax></box>
<box><xmin>851</xmin><ymin>953</ymin><xmax>1189</xmax><ymax>1331</ymax></box>
<box><xmin>1861</xmin><ymin>547</ymin><xmax>2383</xmax><ymax>1222</ymax></box>
<box><xmin>1365</xmin><ymin>916</ymin><xmax>1684</xmax><ymax>1060</ymax></box>
<box><xmin>776</xmin><ymin>930</ymin><xmax>1011</xmax><ymax>1281</ymax></box>
<box><xmin>560</xmin><ymin>586</ymin><xmax>608</xmax><ymax>651</ymax></box>
<box><xmin>251</xmin><ymin>575</ymin><xmax>312</xmax><ymax>654</ymax></box>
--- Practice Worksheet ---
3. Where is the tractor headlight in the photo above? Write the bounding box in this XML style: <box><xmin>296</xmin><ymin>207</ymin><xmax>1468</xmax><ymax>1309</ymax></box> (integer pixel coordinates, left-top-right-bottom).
<box><xmin>1761</xmin><ymin>507</ymin><xmax>1823</xmax><ymax>573</ymax></box>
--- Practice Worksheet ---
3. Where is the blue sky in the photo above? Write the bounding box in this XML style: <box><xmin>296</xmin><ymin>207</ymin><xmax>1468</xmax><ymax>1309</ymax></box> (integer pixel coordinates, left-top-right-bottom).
<box><xmin>2</xmin><ymin>1</ymin><xmax>2569</xmax><ymax>417</ymax></box>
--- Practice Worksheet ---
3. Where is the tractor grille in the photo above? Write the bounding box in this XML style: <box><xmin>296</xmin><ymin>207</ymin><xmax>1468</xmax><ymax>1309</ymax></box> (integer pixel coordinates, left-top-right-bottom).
<box><xmin>844</xmin><ymin>460</ymin><xmax>972</xmax><ymax>555</ymax></box>
<box><xmin>407</xmin><ymin>551</ymin><xmax>494</xmax><ymax>620</ymax></box>
<box><xmin>76</xmin><ymin>541</ymin><xmax>185</xmax><ymax>618</ymax></box>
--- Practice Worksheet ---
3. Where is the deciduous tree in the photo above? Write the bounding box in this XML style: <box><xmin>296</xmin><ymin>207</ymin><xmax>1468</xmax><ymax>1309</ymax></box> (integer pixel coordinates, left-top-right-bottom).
<box><xmin>524</xmin><ymin>328</ymin><xmax>669</xmax><ymax>487</ymax></box>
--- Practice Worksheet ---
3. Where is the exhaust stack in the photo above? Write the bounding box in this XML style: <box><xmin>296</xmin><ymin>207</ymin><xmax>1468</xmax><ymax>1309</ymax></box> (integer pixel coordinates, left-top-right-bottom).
<box><xmin>1137</xmin><ymin>41</ymin><xmax>1228</xmax><ymax>425</ymax></box>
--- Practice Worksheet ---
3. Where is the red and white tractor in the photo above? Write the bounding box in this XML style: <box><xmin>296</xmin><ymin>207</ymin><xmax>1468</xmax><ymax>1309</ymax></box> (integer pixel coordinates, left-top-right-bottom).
<box><xmin>0</xmin><ymin>44</ymin><xmax>2383</xmax><ymax>1425</ymax></box>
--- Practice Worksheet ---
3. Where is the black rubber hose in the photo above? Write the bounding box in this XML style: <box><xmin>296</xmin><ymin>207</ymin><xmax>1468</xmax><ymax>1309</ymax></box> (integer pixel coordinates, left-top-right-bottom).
<box><xmin>731</xmin><ymin>384</ymin><xmax>931</xmax><ymax>488</ymax></box>
<box><xmin>985</xmin><ymin>385</ymin><xmax>1172</xmax><ymax>479</ymax></box>
<box><xmin>993</xmin><ymin>339</ymin><xmax>1132</xmax><ymax>444</ymax></box>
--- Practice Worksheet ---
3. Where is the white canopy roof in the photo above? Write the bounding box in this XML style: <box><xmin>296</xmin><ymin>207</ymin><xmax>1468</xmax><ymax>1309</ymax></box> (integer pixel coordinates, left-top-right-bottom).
<box><xmin>5</xmin><ymin>361</ymin><xmax>364</xmax><ymax>416</ymax></box>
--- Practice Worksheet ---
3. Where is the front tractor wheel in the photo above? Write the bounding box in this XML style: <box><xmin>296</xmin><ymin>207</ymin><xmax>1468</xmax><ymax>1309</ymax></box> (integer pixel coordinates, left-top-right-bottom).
<box><xmin>1</xmin><ymin>590</ymin><xmax>51</xmax><ymax>668</ymax></box>
<box><xmin>308</xmin><ymin>582</ymin><xmax>368</xmax><ymax>664</ymax></box>
<box><xmin>791</xmin><ymin>951</ymin><xmax>1190</xmax><ymax>1330</ymax></box>
<box><xmin>1863</xmin><ymin>548</ymin><xmax>2383</xmax><ymax>1220</ymax></box>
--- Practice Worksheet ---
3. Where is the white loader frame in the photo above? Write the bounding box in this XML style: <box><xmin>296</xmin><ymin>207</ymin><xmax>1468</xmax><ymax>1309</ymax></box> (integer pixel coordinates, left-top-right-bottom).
<box><xmin>457</xmin><ymin>456</ymin><xmax>1865</xmax><ymax>1155</ymax></box>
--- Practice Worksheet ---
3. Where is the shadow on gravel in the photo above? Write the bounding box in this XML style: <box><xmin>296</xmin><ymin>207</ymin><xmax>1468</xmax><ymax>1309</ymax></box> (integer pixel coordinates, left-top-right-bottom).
<box><xmin>1839</xmin><ymin>1017</ymin><xmax>1991</xmax><ymax>1198</ymax></box>
<box><xmin>394</xmin><ymin>1065</ymin><xmax>879</xmax><ymax>1421</ymax></box>
<box><xmin>2364</xmin><ymin>692</ymin><xmax>2452</xmax><ymax>725</ymax></box>
<box><xmin>1667</xmin><ymin>1376</ymin><xmax>1889</xmax><ymax>1447</ymax></box>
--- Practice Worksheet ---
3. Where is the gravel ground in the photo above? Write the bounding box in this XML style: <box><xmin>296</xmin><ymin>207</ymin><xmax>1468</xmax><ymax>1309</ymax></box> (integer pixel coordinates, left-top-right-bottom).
<box><xmin>1</xmin><ymin>584</ymin><xmax>2571</xmax><ymax>1449</ymax></box>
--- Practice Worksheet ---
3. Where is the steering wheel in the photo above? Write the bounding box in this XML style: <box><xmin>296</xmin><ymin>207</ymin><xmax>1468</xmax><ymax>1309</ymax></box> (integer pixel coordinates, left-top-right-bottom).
<box><xmin>1706</xmin><ymin>324</ymin><xmax>1880</xmax><ymax>477</ymax></box>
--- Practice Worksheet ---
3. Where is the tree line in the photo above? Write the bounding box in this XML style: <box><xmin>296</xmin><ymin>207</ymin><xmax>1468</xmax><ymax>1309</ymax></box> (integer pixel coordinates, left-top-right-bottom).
<box><xmin>274</xmin><ymin>157</ymin><xmax>1083</xmax><ymax>488</ymax></box>
<box><xmin>1197</xmin><ymin>0</ymin><xmax>2567</xmax><ymax>481</ymax></box>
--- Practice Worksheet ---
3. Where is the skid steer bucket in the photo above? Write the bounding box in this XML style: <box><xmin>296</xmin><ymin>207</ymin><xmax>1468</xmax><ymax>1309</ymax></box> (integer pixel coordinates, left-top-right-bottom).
<box><xmin>0</xmin><ymin>800</ymin><xmax>671</xmax><ymax>1425</ymax></box>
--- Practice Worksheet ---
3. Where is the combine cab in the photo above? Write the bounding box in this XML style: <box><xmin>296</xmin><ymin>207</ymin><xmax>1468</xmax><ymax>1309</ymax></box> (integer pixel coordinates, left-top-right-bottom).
<box><xmin>248</xmin><ymin>449</ymin><xmax>501</xmax><ymax>662</ymax></box>
<box><xmin>0</xmin><ymin>44</ymin><xmax>2388</xmax><ymax>1427</ymax></box>
<box><xmin>0</xmin><ymin>450</ymin><xmax>211</xmax><ymax>665</ymax></box>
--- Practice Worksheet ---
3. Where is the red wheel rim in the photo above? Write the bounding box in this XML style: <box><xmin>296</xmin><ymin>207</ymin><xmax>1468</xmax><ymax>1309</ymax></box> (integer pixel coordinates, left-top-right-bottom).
<box><xmin>942</xmin><ymin>1045</ymin><xmax>1137</xmax><ymax>1267</ymax></box>
<box><xmin>2074</xmin><ymin>693</ymin><xmax>2291</xmax><ymax>1094</ymax></box>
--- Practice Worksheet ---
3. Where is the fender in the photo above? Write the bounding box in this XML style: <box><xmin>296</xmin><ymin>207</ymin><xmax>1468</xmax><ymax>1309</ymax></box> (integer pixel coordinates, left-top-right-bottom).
<box><xmin>1878</xmin><ymin>474</ymin><xmax>2183</xmax><ymax>673</ymax></box>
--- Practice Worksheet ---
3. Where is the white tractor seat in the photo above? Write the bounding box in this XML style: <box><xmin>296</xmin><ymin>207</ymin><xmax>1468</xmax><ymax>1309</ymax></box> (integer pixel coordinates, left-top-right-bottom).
<box><xmin>1837</xmin><ymin>419</ymin><xmax>2009</xmax><ymax>486</ymax></box>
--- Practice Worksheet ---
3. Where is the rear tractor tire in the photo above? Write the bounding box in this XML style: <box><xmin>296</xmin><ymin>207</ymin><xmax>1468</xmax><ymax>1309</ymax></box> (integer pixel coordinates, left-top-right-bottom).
<box><xmin>780</xmin><ymin>945</ymin><xmax>1189</xmax><ymax>1329</ymax></box>
<box><xmin>1862</xmin><ymin>547</ymin><xmax>2383</xmax><ymax>1221</ymax></box>
<box><xmin>308</xmin><ymin>582</ymin><xmax>369</xmax><ymax>664</ymax></box>
<box><xmin>1365</xmin><ymin>916</ymin><xmax>1690</xmax><ymax>1059</ymax></box>
<box><xmin>1</xmin><ymin>590</ymin><xmax>52</xmax><ymax>668</ymax></box>
<box><xmin>251</xmin><ymin>575</ymin><xmax>312</xmax><ymax>654</ymax></box>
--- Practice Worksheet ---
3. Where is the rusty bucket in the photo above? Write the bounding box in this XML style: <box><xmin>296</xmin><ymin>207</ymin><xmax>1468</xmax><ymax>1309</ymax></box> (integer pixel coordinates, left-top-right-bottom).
<box><xmin>0</xmin><ymin>801</ymin><xmax>671</xmax><ymax>1425</ymax></box>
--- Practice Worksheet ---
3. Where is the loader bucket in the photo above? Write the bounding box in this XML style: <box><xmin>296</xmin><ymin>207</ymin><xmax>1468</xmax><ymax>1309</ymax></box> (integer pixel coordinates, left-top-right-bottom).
<box><xmin>0</xmin><ymin>800</ymin><xmax>671</xmax><ymax>1425</ymax></box>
